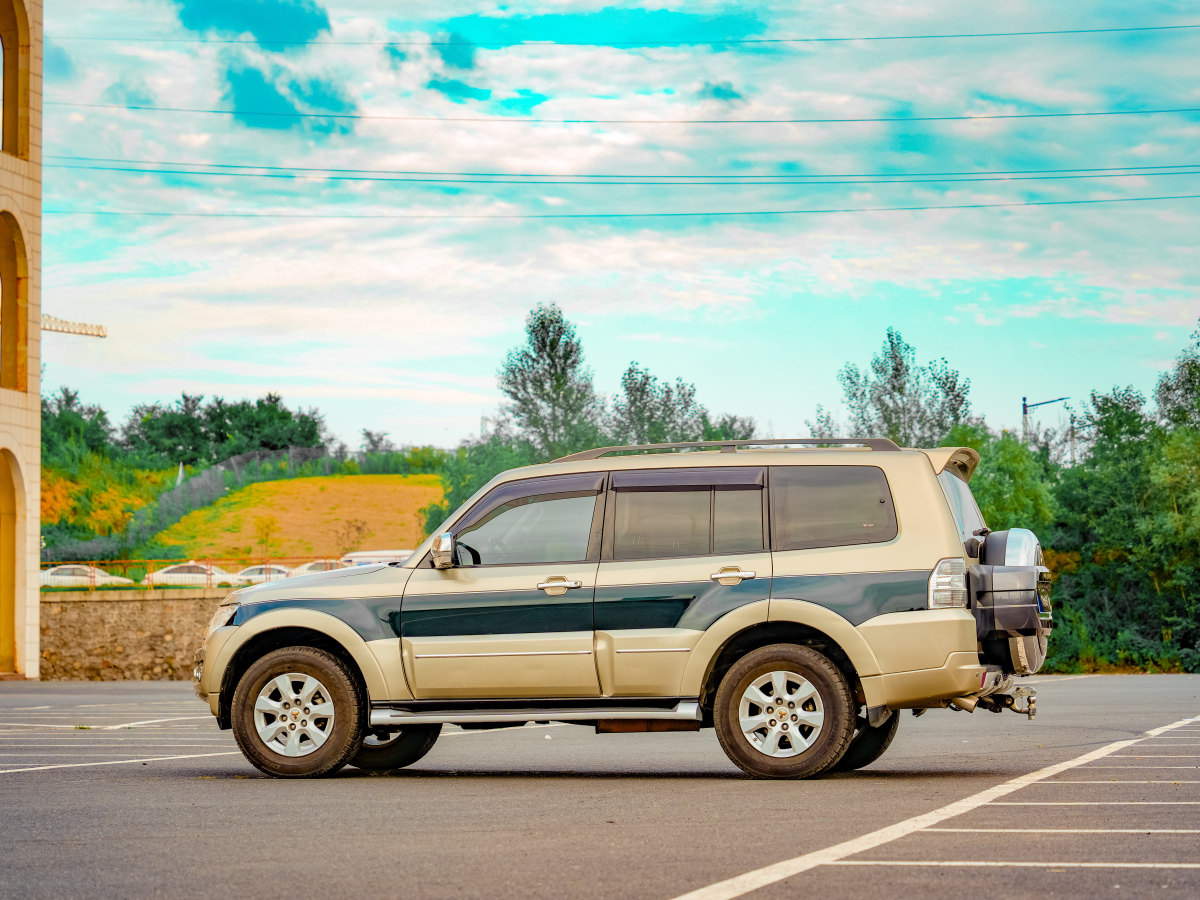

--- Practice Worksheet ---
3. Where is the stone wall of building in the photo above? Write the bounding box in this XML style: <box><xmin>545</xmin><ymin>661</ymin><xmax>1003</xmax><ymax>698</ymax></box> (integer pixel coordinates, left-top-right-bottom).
<box><xmin>39</xmin><ymin>589</ymin><xmax>227</xmax><ymax>680</ymax></box>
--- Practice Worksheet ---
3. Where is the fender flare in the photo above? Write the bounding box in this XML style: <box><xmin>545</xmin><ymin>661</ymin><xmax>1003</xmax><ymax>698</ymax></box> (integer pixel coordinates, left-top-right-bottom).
<box><xmin>211</xmin><ymin>608</ymin><xmax>399</xmax><ymax>702</ymax></box>
<box><xmin>679</xmin><ymin>598</ymin><xmax>884</xmax><ymax>702</ymax></box>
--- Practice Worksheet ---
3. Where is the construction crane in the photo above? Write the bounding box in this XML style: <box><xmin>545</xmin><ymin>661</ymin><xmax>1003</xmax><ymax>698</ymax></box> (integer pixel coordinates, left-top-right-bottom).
<box><xmin>41</xmin><ymin>315</ymin><xmax>107</xmax><ymax>338</ymax></box>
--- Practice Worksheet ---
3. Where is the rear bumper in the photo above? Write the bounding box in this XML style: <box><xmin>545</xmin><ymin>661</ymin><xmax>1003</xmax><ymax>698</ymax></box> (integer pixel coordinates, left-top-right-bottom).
<box><xmin>856</xmin><ymin>609</ymin><xmax>989</xmax><ymax>708</ymax></box>
<box><xmin>877</xmin><ymin>651</ymin><xmax>992</xmax><ymax>708</ymax></box>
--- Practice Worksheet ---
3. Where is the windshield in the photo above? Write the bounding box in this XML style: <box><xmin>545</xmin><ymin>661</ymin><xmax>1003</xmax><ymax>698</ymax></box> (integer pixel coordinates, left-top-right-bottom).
<box><xmin>937</xmin><ymin>470</ymin><xmax>987</xmax><ymax>542</ymax></box>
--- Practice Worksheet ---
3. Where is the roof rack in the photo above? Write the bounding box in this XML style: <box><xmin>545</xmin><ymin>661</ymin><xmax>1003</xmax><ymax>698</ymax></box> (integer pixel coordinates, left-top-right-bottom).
<box><xmin>553</xmin><ymin>437</ymin><xmax>900</xmax><ymax>463</ymax></box>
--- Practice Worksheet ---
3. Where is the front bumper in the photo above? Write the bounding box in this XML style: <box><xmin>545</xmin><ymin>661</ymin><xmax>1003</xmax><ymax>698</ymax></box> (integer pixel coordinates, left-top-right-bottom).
<box><xmin>193</xmin><ymin>626</ymin><xmax>237</xmax><ymax>716</ymax></box>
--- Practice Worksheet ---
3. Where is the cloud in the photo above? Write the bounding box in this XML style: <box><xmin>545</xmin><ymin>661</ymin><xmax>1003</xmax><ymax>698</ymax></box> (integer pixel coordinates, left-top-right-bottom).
<box><xmin>698</xmin><ymin>81</ymin><xmax>742</xmax><ymax>102</ymax></box>
<box><xmin>101</xmin><ymin>75</ymin><xmax>155</xmax><ymax>106</ymax></box>
<box><xmin>222</xmin><ymin>60</ymin><xmax>356</xmax><ymax>134</ymax></box>
<box><xmin>384</xmin><ymin>44</ymin><xmax>407</xmax><ymax>70</ymax></box>
<box><xmin>173</xmin><ymin>0</ymin><xmax>330</xmax><ymax>50</ymax></box>
<box><xmin>433</xmin><ymin>31</ymin><xmax>477</xmax><ymax>70</ymax></box>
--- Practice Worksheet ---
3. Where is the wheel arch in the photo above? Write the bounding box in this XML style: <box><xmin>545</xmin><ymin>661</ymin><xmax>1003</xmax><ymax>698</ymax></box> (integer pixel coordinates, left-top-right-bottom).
<box><xmin>213</xmin><ymin>610</ymin><xmax>393</xmax><ymax>728</ymax></box>
<box><xmin>682</xmin><ymin>599</ymin><xmax>885</xmax><ymax>720</ymax></box>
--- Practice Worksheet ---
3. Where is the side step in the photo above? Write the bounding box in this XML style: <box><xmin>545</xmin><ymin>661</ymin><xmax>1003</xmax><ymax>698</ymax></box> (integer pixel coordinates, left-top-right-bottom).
<box><xmin>370</xmin><ymin>700</ymin><xmax>701</xmax><ymax>727</ymax></box>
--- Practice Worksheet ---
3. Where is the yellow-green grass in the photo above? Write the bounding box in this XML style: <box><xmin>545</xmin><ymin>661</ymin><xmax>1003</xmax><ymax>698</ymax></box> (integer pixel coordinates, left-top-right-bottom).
<box><xmin>151</xmin><ymin>474</ymin><xmax>443</xmax><ymax>559</ymax></box>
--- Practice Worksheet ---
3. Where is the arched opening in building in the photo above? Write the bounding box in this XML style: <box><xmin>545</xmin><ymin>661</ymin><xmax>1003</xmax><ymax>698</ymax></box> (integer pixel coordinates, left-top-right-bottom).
<box><xmin>0</xmin><ymin>447</ymin><xmax>20</xmax><ymax>672</ymax></box>
<box><xmin>0</xmin><ymin>0</ymin><xmax>29</xmax><ymax>158</ymax></box>
<box><xmin>0</xmin><ymin>209</ymin><xmax>28</xmax><ymax>391</ymax></box>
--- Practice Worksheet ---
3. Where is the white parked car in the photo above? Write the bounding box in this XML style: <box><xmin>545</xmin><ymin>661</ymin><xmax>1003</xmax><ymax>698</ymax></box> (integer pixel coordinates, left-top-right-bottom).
<box><xmin>236</xmin><ymin>564</ymin><xmax>292</xmax><ymax>584</ymax></box>
<box><xmin>289</xmin><ymin>559</ymin><xmax>347</xmax><ymax>577</ymax></box>
<box><xmin>340</xmin><ymin>549</ymin><xmax>413</xmax><ymax>566</ymax></box>
<box><xmin>142</xmin><ymin>562</ymin><xmax>250</xmax><ymax>588</ymax></box>
<box><xmin>40</xmin><ymin>564</ymin><xmax>134</xmax><ymax>588</ymax></box>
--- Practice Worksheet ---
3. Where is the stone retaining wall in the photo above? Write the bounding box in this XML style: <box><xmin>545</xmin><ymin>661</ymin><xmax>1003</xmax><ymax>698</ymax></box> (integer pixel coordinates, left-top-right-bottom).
<box><xmin>39</xmin><ymin>589</ymin><xmax>228</xmax><ymax>680</ymax></box>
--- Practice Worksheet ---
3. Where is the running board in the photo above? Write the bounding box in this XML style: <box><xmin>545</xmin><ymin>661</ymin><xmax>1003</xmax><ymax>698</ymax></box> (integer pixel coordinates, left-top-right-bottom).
<box><xmin>370</xmin><ymin>700</ymin><xmax>701</xmax><ymax>727</ymax></box>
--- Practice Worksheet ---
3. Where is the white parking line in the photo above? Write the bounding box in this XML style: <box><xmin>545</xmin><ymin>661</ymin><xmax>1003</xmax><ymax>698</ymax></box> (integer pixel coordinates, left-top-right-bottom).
<box><xmin>666</xmin><ymin>712</ymin><xmax>1200</xmax><ymax>900</ymax></box>
<box><xmin>1039</xmin><ymin>780</ymin><xmax>1200</xmax><ymax>784</ymax></box>
<box><xmin>992</xmin><ymin>801</ymin><xmax>1200</xmax><ymax>805</ymax></box>
<box><xmin>925</xmin><ymin>828</ymin><xmax>1200</xmax><ymax>834</ymax></box>
<box><xmin>832</xmin><ymin>861</ymin><xmax>1200</xmax><ymax>869</ymax></box>
<box><xmin>1087</xmin><ymin>766</ymin><xmax>1200</xmax><ymax>769</ymax></box>
<box><xmin>0</xmin><ymin>751</ymin><xmax>242</xmax><ymax>774</ymax></box>
<box><xmin>101</xmin><ymin>716</ymin><xmax>213</xmax><ymax>729</ymax></box>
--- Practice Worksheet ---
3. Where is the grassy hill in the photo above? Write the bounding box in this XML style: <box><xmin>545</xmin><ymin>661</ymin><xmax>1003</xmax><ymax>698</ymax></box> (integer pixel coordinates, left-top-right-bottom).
<box><xmin>150</xmin><ymin>473</ymin><xmax>444</xmax><ymax>559</ymax></box>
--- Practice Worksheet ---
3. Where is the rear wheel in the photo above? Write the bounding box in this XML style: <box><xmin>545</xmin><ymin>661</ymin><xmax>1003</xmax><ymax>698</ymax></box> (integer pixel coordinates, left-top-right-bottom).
<box><xmin>232</xmin><ymin>646</ymin><xmax>364</xmax><ymax>778</ymax></box>
<box><xmin>713</xmin><ymin>644</ymin><xmax>855</xmax><ymax>779</ymax></box>
<box><xmin>351</xmin><ymin>725</ymin><xmax>442</xmax><ymax>771</ymax></box>
<box><xmin>830</xmin><ymin>707</ymin><xmax>900</xmax><ymax>772</ymax></box>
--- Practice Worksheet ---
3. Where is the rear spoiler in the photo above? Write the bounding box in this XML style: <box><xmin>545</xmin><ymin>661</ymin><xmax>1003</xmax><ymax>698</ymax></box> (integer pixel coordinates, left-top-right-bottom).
<box><xmin>921</xmin><ymin>447</ymin><xmax>981</xmax><ymax>482</ymax></box>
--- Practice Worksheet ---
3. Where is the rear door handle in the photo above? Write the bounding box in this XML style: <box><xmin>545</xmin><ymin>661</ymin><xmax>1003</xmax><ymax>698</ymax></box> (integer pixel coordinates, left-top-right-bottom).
<box><xmin>710</xmin><ymin>567</ymin><xmax>756</xmax><ymax>585</ymax></box>
<box><xmin>538</xmin><ymin>577</ymin><xmax>583</xmax><ymax>596</ymax></box>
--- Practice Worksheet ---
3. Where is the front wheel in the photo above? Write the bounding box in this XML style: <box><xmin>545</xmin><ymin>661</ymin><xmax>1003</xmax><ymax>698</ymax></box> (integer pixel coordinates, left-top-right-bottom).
<box><xmin>713</xmin><ymin>643</ymin><xmax>855</xmax><ymax>779</ymax></box>
<box><xmin>351</xmin><ymin>725</ymin><xmax>442</xmax><ymax>771</ymax></box>
<box><xmin>231</xmin><ymin>646</ymin><xmax>364</xmax><ymax>778</ymax></box>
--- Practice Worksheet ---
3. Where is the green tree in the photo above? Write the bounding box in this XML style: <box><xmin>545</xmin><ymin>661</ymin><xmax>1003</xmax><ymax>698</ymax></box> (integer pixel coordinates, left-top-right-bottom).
<box><xmin>607</xmin><ymin>363</ymin><xmax>707</xmax><ymax>445</ymax></box>
<box><xmin>817</xmin><ymin>328</ymin><xmax>973</xmax><ymax>446</ymax></box>
<box><xmin>497</xmin><ymin>304</ymin><xmax>605</xmax><ymax>459</ymax></box>
<box><xmin>1156</xmin><ymin>318</ymin><xmax>1200</xmax><ymax>428</ymax></box>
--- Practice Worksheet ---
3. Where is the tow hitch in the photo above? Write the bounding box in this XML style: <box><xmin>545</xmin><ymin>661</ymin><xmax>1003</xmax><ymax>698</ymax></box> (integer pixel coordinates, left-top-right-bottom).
<box><xmin>972</xmin><ymin>687</ymin><xmax>1037</xmax><ymax>719</ymax></box>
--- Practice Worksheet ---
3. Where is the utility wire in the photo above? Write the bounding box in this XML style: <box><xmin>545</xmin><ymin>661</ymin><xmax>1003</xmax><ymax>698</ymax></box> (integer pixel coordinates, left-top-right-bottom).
<box><xmin>45</xmin><ymin>23</ymin><xmax>1200</xmax><ymax>46</ymax></box>
<box><xmin>43</xmin><ymin>155</ymin><xmax>1200</xmax><ymax>179</ymax></box>
<box><xmin>44</xmin><ymin>161</ymin><xmax>1200</xmax><ymax>187</ymax></box>
<box><xmin>42</xmin><ymin>193</ymin><xmax>1200</xmax><ymax>220</ymax></box>
<box><xmin>44</xmin><ymin>101</ymin><xmax>1200</xmax><ymax>125</ymax></box>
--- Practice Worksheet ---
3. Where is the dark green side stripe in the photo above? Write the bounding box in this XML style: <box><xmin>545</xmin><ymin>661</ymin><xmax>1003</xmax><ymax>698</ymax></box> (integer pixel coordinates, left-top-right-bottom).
<box><xmin>770</xmin><ymin>571</ymin><xmax>929</xmax><ymax>625</ymax></box>
<box><xmin>398</xmin><ymin>592</ymin><xmax>592</xmax><ymax>637</ymax></box>
<box><xmin>231</xmin><ymin>596</ymin><xmax>401</xmax><ymax>642</ymax></box>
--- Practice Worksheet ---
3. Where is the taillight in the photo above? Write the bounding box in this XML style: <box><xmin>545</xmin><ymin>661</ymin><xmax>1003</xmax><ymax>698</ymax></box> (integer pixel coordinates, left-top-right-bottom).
<box><xmin>928</xmin><ymin>557</ymin><xmax>968</xmax><ymax>608</ymax></box>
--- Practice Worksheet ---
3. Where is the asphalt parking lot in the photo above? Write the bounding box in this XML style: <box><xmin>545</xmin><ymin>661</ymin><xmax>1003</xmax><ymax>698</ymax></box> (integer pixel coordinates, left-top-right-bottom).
<box><xmin>2</xmin><ymin>675</ymin><xmax>1198</xmax><ymax>899</ymax></box>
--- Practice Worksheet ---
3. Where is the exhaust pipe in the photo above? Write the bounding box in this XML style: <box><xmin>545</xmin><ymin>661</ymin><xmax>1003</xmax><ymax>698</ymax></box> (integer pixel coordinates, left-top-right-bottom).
<box><xmin>949</xmin><ymin>696</ymin><xmax>978</xmax><ymax>713</ymax></box>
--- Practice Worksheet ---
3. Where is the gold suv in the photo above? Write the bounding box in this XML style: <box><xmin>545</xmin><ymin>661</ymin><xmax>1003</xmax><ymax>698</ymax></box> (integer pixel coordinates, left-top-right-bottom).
<box><xmin>194</xmin><ymin>439</ymin><xmax>1052</xmax><ymax>778</ymax></box>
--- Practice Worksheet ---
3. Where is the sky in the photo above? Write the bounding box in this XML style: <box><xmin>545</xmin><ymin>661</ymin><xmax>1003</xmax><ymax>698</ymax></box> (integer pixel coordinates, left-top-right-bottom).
<box><xmin>40</xmin><ymin>1</ymin><xmax>1200</xmax><ymax>447</ymax></box>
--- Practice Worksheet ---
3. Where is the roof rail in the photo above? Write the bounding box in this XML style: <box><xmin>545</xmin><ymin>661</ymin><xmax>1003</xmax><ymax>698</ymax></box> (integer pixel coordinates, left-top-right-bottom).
<box><xmin>553</xmin><ymin>437</ymin><xmax>900</xmax><ymax>463</ymax></box>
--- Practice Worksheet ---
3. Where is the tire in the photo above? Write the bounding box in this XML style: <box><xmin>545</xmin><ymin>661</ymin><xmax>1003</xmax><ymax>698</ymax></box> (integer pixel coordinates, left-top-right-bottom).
<box><xmin>714</xmin><ymin>643</ymin><xmax>855</xmax><ymax>779</ymax></box>
<box><xmin>351</xmin><ymin>725</ymin><xmax>442</xmax><ymax>771</ymax></box>
<box><xmin>232</xmin><ymin>646</ymin><xmax>364</xmax><ymax>778</ymax></box>
<box><xmin>830</xmin><ymin>707</ymin><xmax>900</xmax><ymax>773</ymax></box>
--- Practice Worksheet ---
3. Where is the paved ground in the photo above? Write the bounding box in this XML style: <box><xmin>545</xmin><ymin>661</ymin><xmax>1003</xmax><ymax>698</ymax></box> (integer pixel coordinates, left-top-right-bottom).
<box><xmin>1</xmin><ymin>675</ymin><xmax>1198</xmax><ymax>899</ymax></box>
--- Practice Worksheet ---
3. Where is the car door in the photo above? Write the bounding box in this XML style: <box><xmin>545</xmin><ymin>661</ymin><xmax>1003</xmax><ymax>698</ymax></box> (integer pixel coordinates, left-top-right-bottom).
<box><xmin>400</xmin><ymin>473</ymin><xmax>606</xmax><ymax>700</ymax></box>
<box><xmin>594</xmin><ymin>467</ymin><xmax>771</xmax><ymax>697</ymax></box>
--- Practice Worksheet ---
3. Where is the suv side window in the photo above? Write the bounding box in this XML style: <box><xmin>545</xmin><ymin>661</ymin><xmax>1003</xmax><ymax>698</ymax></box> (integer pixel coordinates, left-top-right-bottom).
<box><xmin>609</xmin><ymin>468</ymin><xmax>765</xmax><ymax>560</ymax></box>
<box><xmin>451</xmin><ymin>473</ymin><xmax>605</xmax><ymax>567</ymax></box>
<box><xmin>771</xmin><ymin>465</ymin><xmax>897</xmax><ymax>551</ymax></box>
<box><xmin>937</xmin><ymin>470</ymin><xmax>987</xmax><ymax>541</ymax></box>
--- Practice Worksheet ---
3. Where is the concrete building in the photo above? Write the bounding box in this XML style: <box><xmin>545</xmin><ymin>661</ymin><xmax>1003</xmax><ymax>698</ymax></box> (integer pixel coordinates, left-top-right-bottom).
<box><xmin>0</xmin><ymin>0</ymin><xmax>41</xmax><ymax>678</ymax></box>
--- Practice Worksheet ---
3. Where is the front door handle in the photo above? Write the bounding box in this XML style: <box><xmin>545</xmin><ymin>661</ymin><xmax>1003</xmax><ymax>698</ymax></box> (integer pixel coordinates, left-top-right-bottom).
<box><xmin>537</xmin><ymin>577</ymin><xmax>584</xmax><ymax>596</ymax></box>
<box><xmin>710</xmin><ymin>567</ymin><xmax>756</xmax><ymax>586</ymax></box>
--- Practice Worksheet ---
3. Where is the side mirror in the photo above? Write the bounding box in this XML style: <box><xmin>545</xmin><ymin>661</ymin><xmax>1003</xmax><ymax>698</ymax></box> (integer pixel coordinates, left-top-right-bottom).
<box><xmin>431</xmin><ymin>532</ymin><xmax>456</xmax><ymax>569</ymax></box>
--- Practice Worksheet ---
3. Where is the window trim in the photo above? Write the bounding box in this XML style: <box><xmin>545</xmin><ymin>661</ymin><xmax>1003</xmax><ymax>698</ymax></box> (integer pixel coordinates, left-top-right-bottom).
<box><xmin>602</xmin><ymin>468</ymin><xmax>767</xmax><ymax>562</ymax></box>
<box><xmin>768</xmin><ymin>464</ymin><xmax>899</xmax><ymax>553</ymax></box>
<box><xmin>425</xmin><ymin>472</ymin><xmax>608</xmax><ymax>569</ymax></box>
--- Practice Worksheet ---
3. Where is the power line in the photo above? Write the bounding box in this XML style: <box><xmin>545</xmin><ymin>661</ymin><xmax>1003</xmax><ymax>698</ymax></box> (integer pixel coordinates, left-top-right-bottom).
<box><xmin>43</xmin><ymin>155</ymin><xmax>1200</xmax><ymax>179</ymax></box>
<box><xmin>44</xmin><ymin>161</ymin><xmax>1200</xmax><ymax>187</ymax></box>
<box><xmin>42</xmin><ymin>193</ymin><xmax>1200</xmax><ymax>220</ymax></box>
<box><xmin>44</xmin><ymin>100</ymin><xmax>1200</xmax><ymax>125</ymax></box>
<box><xmin>46</xmin><ymin>23</ymin><xmax>1200</xmax><ymax>46</ymax></box>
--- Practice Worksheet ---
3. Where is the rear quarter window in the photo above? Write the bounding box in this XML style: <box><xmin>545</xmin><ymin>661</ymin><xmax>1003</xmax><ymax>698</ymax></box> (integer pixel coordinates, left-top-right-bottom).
<box><xmin>770</xmin><ymin>465</ymin><xmax>898</xmax><ymax>551</ymax></box>
<box><xmin>937</xmin><ymin>470</ymin><xmax>987</xmax><ymax>541</ymax></box>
